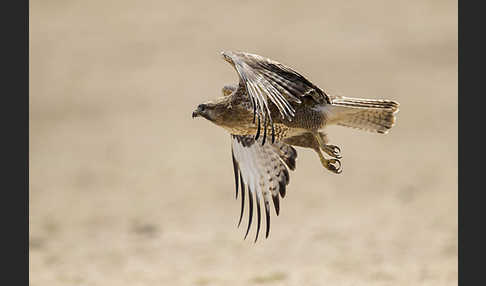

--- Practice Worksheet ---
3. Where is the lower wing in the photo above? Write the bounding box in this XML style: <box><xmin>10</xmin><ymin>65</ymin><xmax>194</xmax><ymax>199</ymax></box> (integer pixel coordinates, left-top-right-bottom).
<box><xmin>231</xmin><ymin>135</ymin><xmax>297</xmax><ymax>242</ymax></box>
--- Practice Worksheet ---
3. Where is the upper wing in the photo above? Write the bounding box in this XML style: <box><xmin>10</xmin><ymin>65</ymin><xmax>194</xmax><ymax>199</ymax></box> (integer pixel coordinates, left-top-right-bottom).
<box><xmin>222</xmin><ymin>51</ymin><xmax>330</xmax><ymax>144</ymax></box>
<box><xmin>231</xmin><ymin>135</ymin><xmax>297</xmax><ymax>242</ymax></box>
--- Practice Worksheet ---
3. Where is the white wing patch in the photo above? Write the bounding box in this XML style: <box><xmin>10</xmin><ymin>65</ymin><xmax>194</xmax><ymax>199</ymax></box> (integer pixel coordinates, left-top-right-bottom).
<box><xmin>231</xmin><ymin>135</ymin><xmax>297</xmax><ymax>242</ymax></box>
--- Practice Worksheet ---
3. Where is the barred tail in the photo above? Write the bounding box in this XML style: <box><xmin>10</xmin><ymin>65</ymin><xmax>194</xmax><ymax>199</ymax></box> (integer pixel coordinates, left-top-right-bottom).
<box><xmin>330</xmin><ymin>96</ymin><xmax>399</xmax><ymax>134</ymax></box>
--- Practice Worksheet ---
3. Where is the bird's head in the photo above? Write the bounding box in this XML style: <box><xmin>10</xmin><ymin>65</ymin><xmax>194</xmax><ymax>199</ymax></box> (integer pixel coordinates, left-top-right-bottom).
<box><xmin>192</xmin><ymin>96</ymin><xmax>250</xmax><ymax>130</ymax></box>
<box><xmin>192</xmin><ymin>96</ymin><xmax>230</xmax><ymax>124</ymax></box>
<box><xmin>192</xmin><ymin>101</ymin><xmax>216</xmax><ymax>121</ymax></box>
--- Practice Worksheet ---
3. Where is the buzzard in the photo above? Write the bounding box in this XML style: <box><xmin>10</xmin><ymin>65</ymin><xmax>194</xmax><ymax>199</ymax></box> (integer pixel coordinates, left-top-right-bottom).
<box><xmin>192</xmin><ymin>51</ymin><xmax>399</xmax><ymax>242</ymax></box>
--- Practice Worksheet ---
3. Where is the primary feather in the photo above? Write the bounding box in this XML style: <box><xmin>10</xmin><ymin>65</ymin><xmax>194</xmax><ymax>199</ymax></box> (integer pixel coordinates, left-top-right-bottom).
<box><xmin>231</xmin><ymin>135</ymin><xmax>296</xmax><ymax>241</ymax></box>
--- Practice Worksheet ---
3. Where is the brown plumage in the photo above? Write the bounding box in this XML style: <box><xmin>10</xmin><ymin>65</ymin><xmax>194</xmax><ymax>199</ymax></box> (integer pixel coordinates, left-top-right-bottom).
<box><xmin>193</xmin><ymin>51</ymin><xmax>399</xmax><ymax>241</ymax></box>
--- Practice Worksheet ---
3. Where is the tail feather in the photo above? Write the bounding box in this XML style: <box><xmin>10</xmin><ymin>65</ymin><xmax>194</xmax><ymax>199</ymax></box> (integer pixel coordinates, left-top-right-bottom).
<box><xmin>330</xmin><ymin>96</ymin><xmax>399</xmax><ymax>134</ymax></box>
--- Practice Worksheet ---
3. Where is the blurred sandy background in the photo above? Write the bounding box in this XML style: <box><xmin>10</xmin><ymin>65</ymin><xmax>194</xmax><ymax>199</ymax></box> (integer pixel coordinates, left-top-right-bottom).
<box><xmin>30</xmin><ymin>0</ymin><xmax>457</xmax><ymax>285</ymax></box>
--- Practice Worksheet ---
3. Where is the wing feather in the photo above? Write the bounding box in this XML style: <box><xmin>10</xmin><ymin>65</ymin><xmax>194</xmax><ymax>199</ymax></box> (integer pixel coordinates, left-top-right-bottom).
<box><xmin>245</xmin><ymin>186</ymin><xmax>253</xmax><ymax>240</ymax></box>
<box><xmin>237</xmin><ymin>173</ymin><xmax>245</xmax><ymax>227</ymax></box>
<box><xmin>255</xmin><ymin>191</ymin><xmax>262</xmax><ymax>243</ymax></box>
<box><xmin>264</xmin><ymin>199</ymin><xmax>271</xmax><ymax>238</ymax></box>
<box><xmin>222</xmin><ymin>51</ymin><xmax>330</xmax><ymax>145</ymax></box>
<box><xmin>232</xmin><ymin>152</ymin><xmax>239</xmax><ymax>199</ymax></box>
<box><xmin>231</xmin><ymin>135</ymin><xmax>297</xmax><ymax>241</ymax></box>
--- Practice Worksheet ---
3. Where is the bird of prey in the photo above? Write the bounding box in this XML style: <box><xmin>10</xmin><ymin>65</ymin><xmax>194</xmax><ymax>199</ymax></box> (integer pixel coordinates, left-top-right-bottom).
<box><xmin>192</xmin><ymin>51</ymin><xmax>399</xmax><ymax>242</ymax></box>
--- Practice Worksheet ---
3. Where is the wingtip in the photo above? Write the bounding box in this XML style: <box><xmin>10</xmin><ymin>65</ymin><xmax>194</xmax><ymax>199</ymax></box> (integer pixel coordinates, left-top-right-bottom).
<box><xmin>237</xmin><ymin>173</ymin><xmax>245</xmax><ymax>228</ymax></box>
<box><xmin>264</xmin><ymin>202</ymin><xmax>270</xmax><ymax>239</ymax></box>
<box><xmin>220</xmin><ymin>50</ymin><xmax>234</xmax><ymax>63</ymax></box>
<box><xmin>244</xmin><ymin>187</ymin><xmax>254</xmax><ymax>240</ymax></box>
<box><xmin>255</xmin><ymin>194</ymin><xmax>262</xmax><ymax>243</ymax></box>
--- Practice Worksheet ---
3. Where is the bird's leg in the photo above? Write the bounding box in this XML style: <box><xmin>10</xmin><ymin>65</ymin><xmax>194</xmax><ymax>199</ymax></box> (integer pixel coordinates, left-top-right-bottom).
<box><xmin>315</xmin><ymin>147</ymin><xmax>342</xmax><ymax>174</ymax></box>
<box><xmin>315</xmin><ymin>133</ymin><xmax>342</xmax><ymax>159</ymax></box>
<box><xmin>313</xmin><ymin>132</ymin><xmax>342</xmax><ymax>174</ymax></box>
<box><xmin>321</xmin><ymin>144</ymin><xmax>342</xmax><ymax>159</ymax></box>
<box><xmin>284</xmin><ymin>132</ymin><xmax>342</xmax><ymax>174</ymax></box>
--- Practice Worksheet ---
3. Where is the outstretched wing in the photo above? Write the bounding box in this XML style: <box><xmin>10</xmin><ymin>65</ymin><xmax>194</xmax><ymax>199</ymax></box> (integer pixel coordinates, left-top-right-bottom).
<box><xmin>231</xmin><ymin>135</ymin><xmax>297</xmax><ymax>242</ymax></box>
<box><xmin>222</xmin><ymin>51</ymin><xmax>330</xmax><ymax>145</ymax></box>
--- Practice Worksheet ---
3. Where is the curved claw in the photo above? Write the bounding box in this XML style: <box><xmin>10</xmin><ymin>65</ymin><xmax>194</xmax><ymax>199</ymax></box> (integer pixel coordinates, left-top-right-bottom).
<box><xmin>326</xmin><ymin>159</ymin><xmax>342</xmax><ymax>174</ymax></box>
<box><xmin>323</xmin><ymin>145</ymin><xmax>342</xmax><ymax>159</ymax></box>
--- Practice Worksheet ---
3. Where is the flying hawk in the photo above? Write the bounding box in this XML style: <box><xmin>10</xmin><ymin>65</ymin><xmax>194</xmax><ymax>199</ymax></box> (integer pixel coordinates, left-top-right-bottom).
<box><xmin>192</xmin><ymin>51</ymin><xmax>399</xmax><ymax>242</ymax></box>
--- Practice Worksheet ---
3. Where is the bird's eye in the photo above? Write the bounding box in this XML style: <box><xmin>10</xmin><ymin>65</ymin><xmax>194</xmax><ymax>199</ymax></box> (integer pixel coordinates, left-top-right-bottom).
<box><xmin>199</xmin><ymin>104</ymin><xmax>207</xmax><ymax>111</ymax></box>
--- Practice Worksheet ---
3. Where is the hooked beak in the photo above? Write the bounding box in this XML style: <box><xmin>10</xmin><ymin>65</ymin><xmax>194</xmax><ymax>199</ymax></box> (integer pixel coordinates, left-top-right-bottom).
<box><xmin>192</xmin><ymin>104</ymin><xmax>207</xmax><ymax>119</ymax></box>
